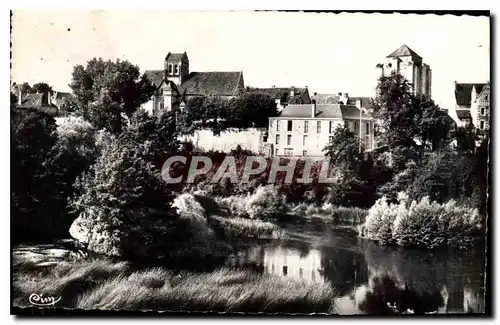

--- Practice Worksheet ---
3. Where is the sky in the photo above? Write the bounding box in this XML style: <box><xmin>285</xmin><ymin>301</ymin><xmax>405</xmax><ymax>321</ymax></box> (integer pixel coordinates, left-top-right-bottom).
<box><xmin>11</xmin><ymin>11</ymin><xmax>490</xmax><ymax>109</ymax></box>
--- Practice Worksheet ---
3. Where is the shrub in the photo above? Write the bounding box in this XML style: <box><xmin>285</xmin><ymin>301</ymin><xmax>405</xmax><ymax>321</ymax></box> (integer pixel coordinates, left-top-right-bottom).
<box><xmin>360</xmin><ymin>192</ymin><xmax>482</xmax><ymax>249</ymax></box>
<box><xmin>245</xmin><ymin>185</ymin><xmax>289</xmax><ymax>220</ymax></box>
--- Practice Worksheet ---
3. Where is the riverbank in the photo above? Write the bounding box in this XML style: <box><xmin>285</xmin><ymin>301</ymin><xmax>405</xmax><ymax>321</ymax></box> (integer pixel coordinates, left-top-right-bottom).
<box><xmin>13</xmin><ymin>252</ymin><xmax>338</xmax><ymax>313</ymax></box>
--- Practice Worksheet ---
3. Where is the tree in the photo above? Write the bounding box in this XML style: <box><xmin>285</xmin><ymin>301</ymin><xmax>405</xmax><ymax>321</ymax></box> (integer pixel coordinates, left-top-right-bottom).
<box><xmin>122</xmin><ymin>109</ymin><xmax>180</xmax><ymax>168</ymax></box>
<box><xmin>32</xmin><ymin>82</ymin><xmax>53</xmax><ymax>95</ymax></box>
<box><xmin>69</xmin><ymin>133</ymin><xmax>175</xmax><ymax>257</ymax></box>
<box><xmin>69</xmin><ymin>58</ymin><xmax>156</xmax><ymax>134</ymax></box>
<box><xmin>11</xmin><ymin>107</ymin><xmax>59</xmax><ymax>241</ymax></box>
<box><xmin>229</xmin><ymin>93</ymin><xmax>277</xmax><ymax>128</ymax></box>
<box><xmin>323</xmin><ymin>125</ymin><xmax>363</xmax><ymax>171</ymax></box>
<box><xmin>19</xmin><ymin>82</ymin><xmax>35</xmax><ymax>95</ymax></box>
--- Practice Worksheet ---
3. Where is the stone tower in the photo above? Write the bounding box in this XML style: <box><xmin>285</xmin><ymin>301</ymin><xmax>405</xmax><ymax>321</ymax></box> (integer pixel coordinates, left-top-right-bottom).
<box><xmin>164</xmin><ymin>52</ymin><xmax>190</xmax><ymax>86</ymax></box>
<box><xmin>377</xmin><ymin>44</ymin><xmax>432</xmax><ymax>98</ymax></box>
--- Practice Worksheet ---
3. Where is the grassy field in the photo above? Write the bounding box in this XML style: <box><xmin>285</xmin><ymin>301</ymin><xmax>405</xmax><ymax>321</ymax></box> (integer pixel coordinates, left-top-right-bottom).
<box><xmin>13</xmin><ymin>256</ymin><xmax>338</xmax><ymax>313</ymax></box>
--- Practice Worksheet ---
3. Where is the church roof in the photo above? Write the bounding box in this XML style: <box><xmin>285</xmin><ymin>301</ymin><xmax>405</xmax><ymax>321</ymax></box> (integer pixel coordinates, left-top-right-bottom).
<box><xmin>278</xmin><ymin>104</ymin><xmax>370</xmax><ymax>119</ymax></box>
<box><xmin>454</xmin><ymin>83</ymin><xmax>487</xmax><ymax>106</ymax></box>
<box><xmin>178</xmin><ymin>71</ymin><xmax>243</xmax><ymax>96</ymax></box>
<box><xmin>165</xmin><ymin>52</ymin><xmax>189</xmax><ymax>62</ymax></box>
<box><xmin>386</xmin><ymin>44</ymin><xmax>422</xmax><ymax>59</ymax></box>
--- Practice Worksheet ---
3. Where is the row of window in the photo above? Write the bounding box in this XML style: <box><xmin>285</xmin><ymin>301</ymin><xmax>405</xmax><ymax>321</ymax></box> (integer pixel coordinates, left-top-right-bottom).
<box><xmin>272</xmin><ymin>120</ymin><xmax>370</xmax><ymax>134</ymax></box>
<box><xmin>275</xmin><ymin>134</ymin><xmax>335</xmax><ymax>146</ymax></box>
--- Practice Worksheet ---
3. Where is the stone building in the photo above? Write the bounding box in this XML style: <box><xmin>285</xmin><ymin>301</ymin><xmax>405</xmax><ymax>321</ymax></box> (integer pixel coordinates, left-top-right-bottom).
<box><xmin>267</xmin><ymin>102</ymin><xmax>375</xmax><ymax>157</ymax></box>
<box><xmin>451</xmin><ymin>82</ymin><xmax>489</xmax><ymax>129</ymax></box>
<box><xmin>376</xmin><ymin>44</ymin><xmax>432</xmax><ymax>98</ymax></box>
<box><xmin>142</xmin><ymin>52</ymin><xmax>245</xmax><ymax>115</ymax></box>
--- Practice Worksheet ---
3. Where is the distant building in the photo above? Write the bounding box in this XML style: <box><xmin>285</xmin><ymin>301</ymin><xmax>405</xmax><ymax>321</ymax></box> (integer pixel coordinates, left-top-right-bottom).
<box><xmin>376</xmin><ymin>44</ymin><xmax>432</xmax><ymax>98</ymax></box>
<box><xmin>142</xmin><ymin>52</ymin><xmax>245</xmax><ymax>115</ymax></box>
<box><xmin>247</xmin><ymin>86</ymin><xmax>311</xmax><ymax>112</ymax></box>
<box><xmin>312</xmin><ymin>92</ymin><xmax>374</xmax><ymax>111</ymax></box>
<box><xmin>470</xmin><ymin>83</ymin><xmax>490</xmax><ymax>132</ymax></box>
<box><xmin>50</xmin><ymin>91</ymin><xmax>73</xmax><ymax>111</ymax></box>
<box><xmin>451</xmin><ymin>82</ymin><xmax>488</xmax><ymax>128</ymax></box>
<box><xmin>267</xmin><ymin>102</ymin><xmax>375</xmax><ymax>157</ymax></box>
<box><xmin>11</xmin><ymin>83</ymin><xmax>58</xmax><ymax>115</ymax></box>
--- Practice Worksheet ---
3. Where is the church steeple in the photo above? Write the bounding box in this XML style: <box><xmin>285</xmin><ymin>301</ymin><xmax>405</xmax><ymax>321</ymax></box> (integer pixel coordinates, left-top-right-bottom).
<box><xmin>164</xmin><ymin>52</ymin><xmax>189</xmax><ymax>86</ymax></box>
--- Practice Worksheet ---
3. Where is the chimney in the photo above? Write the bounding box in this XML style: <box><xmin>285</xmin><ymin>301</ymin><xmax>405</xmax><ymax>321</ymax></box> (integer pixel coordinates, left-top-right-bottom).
<box><xmin>290</xmin><ymin>86</ymin><xmax>295</xmax><ymax>97</ymax></box>
<box><xmin>18</xmin><ymin>87</ymin><xmax>22</xmax><ymax>106</ymax></box>
<box><xmin>311</xmin><ymin>100</ymin><xmax>316</xmax><ymax>118</ymax></box>
<box><xmin>355</xmin><ymin>99</ymin><xmax>362</xmax><ymax>109</ymax></box>
<box><xmin>41</xmin><ymin>90</ymin><xmax>49</xmax><ymax>106</ymax></box>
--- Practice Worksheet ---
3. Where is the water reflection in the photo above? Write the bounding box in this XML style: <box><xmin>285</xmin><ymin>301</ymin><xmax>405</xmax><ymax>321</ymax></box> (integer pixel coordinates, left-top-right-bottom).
<box><xmin>225</xmin><ymin>229</ymin><xmax>486</xmax><ymax>315</ymax></box>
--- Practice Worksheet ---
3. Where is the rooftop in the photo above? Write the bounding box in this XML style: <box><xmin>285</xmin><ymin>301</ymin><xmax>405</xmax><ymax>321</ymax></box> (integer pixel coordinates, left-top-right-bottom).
<box><xmin>386</xmin><ymin>44</ymin><xmax>422</xmax><ymax>60</ymax></box>
<box><xmin>454</xmin><ymin>83</ymin><xmax>487</xmax><ymax>106</ymax></box>
<box><xmin>277</xmin><ymin>104</ymin><xmax>371</xmax><ymax>120</ymax></box>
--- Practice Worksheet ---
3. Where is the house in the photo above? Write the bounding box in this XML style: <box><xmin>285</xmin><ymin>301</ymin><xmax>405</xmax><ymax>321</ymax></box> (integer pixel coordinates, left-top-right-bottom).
<box><xmin>50</xmin><ymin>91</ymin><xmax>73</xmax><ymax>111</ymax></box>
<box><xmin>451</xmin><ymin>82</ymin><xmax>488</xmax><ymax>127</ymax></box>
<box><xmin>11</xmin><ymin>84</ymin><xmax>58</xmax><ymax>115</ymax></box>
<box><xmin>267</xmin><ymin>102</ymin><xmax>375</xmax><ymax>157</ymax></box>
<box><xmin>470</xmin><ymin>83</ymin><xmax>490</xmax><ymax>132</ymax></box>
<box><xmin>247</xmin><ymin>86</ymin><xmax>311</xmax><ymax>111</ymax></box>
<box><xmin>142</xmin><ymin>52</ymin><xmax>245</xmax><ymax>115</ymax></box>
<box><xmin>376</xmin><ymin>44</ymin><xmax>432</xmax><ymax>98</ymax></box>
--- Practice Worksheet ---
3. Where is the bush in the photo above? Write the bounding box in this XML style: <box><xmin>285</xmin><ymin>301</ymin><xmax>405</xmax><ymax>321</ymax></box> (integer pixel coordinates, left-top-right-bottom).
<box><xmin>360</xmin><ymin>192</ymin><xmax>482</xmax><ymax>249</ymax></box>
<box><xmin>69</xmin><ymin>133</ymin><xmax>175</xmax><ymax>258</ymax></box>
<box><xmin>245</xmin><ymin>185</ymin><xmax>289</xmax><ymax>221</ymax></box>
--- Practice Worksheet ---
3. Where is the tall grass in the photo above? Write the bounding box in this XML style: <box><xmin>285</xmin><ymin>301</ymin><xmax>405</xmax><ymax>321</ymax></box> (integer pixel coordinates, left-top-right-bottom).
<box><xmin>291</xmin><ymin>202</ymin><xmax>368</xmax><ymax>225</ymax></box>
<box><xmin>77</xmin><ymin>268</ymin><xmax>337</xmax><ymax>313</ymax></box>
<box><xmin>13</xmin><ymin>256</ymin><xmax>337</xmax><ymax>313</ymax></box>
<box><xmin>211</xmin><ymin>215</ymin><xmax>285</xmax><ymax>239</ymax></box>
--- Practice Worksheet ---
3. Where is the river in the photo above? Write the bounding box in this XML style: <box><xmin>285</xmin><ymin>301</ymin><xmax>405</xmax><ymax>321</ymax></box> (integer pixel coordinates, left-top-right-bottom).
<box><xmin>223</xmin><ymin>224</ymin><xmax>486</xmax><ymax>315</ymax></box>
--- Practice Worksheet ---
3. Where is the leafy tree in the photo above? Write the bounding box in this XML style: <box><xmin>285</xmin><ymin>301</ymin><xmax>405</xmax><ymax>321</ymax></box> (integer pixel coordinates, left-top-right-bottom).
<box><xmin>372</xmin><ymin>73</ymin><xmax>451</xmax><ymax>157</ymax></box>
<box><xmin>32</xmin><ymin>82</ymin><xmax>53</xmax><ymax>95</ymax></box>
<box><xmin>11</xmin><ymin>107</ymin><xmax>59</xmax><ymax>241</ymax></box>
<box><xmin>229</xmin><ymin>93</ymin><xmax>277</xmax><ymax>128</ymax></box>
<box><xmin>70</xmin><ymin>132</ymin><xmax>175</xmax><ymax>257</ymax></box>
<box><xmin>19</xmin><ymin>82</ymin><xmax>35</xmax><ymax>95</ymax></box>
<box><xmin>323</xmin><ymin>125</ymin><xmax>363</xmax><ymax>171</ymax></box>
<box><xmin>69</xmin><ymin>58</ymin><xmax>156</xmax><ymax>134</ymax></box>
<box><xmin>121</xmin><ymin>109</ymin><xmax>180</xmax><ymax>168</ymax></box>
<box><xmin>178</xmin><ymin>93</ymin><xmax>277</xmax><ymax>135</ymax></box>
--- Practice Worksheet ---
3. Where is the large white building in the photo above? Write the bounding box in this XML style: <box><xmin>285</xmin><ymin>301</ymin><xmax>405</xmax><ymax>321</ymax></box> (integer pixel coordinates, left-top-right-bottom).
<box><xmin>376</xmin><ymin>44</ymin><xmax>432</xmax><ymax>98</ymax></box>
<box><xmin>267</xmin><ymin>101</ymin><xmax>375</xmax><ymax>157</ymax></box>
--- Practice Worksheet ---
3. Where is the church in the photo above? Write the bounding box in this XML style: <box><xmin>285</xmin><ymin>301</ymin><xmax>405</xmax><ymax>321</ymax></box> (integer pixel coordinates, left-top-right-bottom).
<box><xmin>141</xmin><ymin>52</ymin><xmax>245</xmax><ymax>114</ymax></box>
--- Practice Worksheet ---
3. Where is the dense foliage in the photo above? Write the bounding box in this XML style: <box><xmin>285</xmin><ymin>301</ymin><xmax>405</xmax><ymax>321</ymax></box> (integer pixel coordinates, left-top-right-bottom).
<box><xmin>68</xmin><ymin>58</ymin><xmax>156</xmax><ymax>134</ymax></box>
<box><xmin>360</xmin><ymin>193</ymin><xmax>482</xmax><ymax>249</ymax></box>
<box><xmin>177</xmin><ymin>93</ymin><xmax>277</xmax><ymax>135</ymax></box>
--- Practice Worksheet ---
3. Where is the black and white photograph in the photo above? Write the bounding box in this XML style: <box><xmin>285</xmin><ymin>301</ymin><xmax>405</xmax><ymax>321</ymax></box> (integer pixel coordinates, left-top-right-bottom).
<box><xmin>9</xmin><ymin>9</ymin><xmax>491</xmax><ymax>316</ymax></box>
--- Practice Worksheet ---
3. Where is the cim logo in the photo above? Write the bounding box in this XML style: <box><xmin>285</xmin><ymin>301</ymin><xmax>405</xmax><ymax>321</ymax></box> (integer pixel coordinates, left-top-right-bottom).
<box><xmin>28</xmin><ymin>293</ymin><xmax>61</xmax><ymax>307</ymax></box>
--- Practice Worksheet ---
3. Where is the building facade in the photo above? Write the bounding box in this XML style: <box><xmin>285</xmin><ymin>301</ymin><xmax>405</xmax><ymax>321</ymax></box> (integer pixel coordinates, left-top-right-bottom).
<box><xmin>470</xmin><ymin>83</ymin><xmax>490</xmax><ymax>132</ymax></box>
<box><xmin>267</xmin><ymin>102</ymin><xmax>375</xmax><ymax>157</ymax></box>
<box><xmin>376</xmin><ymin>44</ymin><xmax>432</xmax><ymax>98</ymax></box>
<box><xmin>451</xmin><ymin>82</ymin><xmax>488</xmax><ymax>128</ymax></box>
